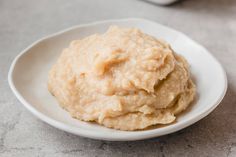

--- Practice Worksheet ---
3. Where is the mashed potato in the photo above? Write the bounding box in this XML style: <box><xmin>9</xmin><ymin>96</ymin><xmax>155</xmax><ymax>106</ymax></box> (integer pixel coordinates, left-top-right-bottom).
<box><xmin>48</xmin><ymin>26</ymin><xmax>196</xmax><ymax>131</ymax></box>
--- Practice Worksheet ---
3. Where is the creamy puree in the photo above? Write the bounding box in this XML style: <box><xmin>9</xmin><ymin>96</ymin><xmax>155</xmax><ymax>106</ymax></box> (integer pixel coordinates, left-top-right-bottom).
<box><xmin>48</xmin><ymin>26</ymin><xmax>196</xmax><ymax>131</ymax></box>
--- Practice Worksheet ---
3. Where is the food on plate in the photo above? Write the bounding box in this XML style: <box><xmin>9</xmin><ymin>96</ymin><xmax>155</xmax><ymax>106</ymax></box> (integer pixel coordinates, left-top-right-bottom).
<box><xmin>48</xmin><ymin>26</ymin><xmax>196</xmax><ymax>131</ymax></box>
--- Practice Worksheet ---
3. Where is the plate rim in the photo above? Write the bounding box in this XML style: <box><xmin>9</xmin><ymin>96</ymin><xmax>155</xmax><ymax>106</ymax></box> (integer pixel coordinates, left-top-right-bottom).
<box><xmin>8</xmin><ymin>18</ymin><xmax>228</xmax><ymax>141</ymax></box>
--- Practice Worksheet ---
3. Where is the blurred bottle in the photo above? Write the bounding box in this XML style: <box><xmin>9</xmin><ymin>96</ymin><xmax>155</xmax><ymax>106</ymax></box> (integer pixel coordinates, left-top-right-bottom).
<box><xmin>145</xmin><ymin>0</ymin><xmax>178</xmax><ymax>5</ymax></box>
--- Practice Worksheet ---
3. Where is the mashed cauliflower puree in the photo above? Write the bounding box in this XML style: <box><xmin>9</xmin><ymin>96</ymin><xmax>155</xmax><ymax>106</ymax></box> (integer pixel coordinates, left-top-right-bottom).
<box><xmin>48</xmin><ymin>26</ymin><xmax>196</xmax><ymax>131</ymax></box>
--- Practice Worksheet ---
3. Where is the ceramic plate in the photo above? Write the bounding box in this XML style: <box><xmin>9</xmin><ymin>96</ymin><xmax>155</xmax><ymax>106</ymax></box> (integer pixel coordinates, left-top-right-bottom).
<box><xmin>8</xmin><ymin>18</ymin><xmax>227</xmax><ymax>141</ymax></box>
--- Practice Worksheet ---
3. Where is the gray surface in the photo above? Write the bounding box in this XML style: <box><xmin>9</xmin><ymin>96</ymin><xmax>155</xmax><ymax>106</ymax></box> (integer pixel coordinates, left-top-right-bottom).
<box><xmin>0</xmin><ymin>0</ymin><xmax>236</xmax><ymax>156</ymax></box>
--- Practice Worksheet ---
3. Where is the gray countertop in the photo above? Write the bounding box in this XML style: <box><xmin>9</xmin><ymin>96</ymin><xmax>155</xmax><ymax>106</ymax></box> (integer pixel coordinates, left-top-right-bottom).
<box><xmin>1</xmin><ymin>0</ymin><xmax>236</xmax><ymax>156</ymax></box>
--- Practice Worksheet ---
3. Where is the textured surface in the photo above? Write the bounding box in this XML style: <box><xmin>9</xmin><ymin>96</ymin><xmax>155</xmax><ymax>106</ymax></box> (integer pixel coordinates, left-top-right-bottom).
<box><xmin>0</xmin><ymin>0</ymin><xmax>236</xmax><ymax>156</ymax></box>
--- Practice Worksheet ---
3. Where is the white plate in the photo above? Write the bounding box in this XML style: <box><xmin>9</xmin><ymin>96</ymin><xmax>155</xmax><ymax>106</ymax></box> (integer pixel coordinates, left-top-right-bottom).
<box><xmin>8</xmin><ymin>18</ymin><xmax>227</xmax><ymax>141</ymax></box>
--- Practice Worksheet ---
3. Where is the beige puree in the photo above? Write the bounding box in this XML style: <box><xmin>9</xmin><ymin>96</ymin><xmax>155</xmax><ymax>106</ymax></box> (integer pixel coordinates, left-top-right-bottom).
<box><xmin>48</xmin><ymin>26</ymin><xmax>196</xmax><ymax>131</ymax></box>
